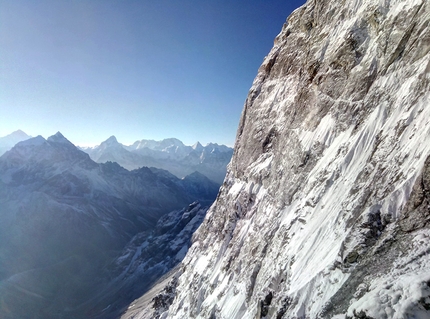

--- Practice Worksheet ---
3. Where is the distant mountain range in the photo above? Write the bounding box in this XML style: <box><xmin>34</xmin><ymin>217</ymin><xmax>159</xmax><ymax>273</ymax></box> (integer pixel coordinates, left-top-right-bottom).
<box><xmin>0</xmin><ymin>131</ymin><xmax>233</xmax><ymax>184</ymax></box>
<box><xmin>0</xmin><ymin>130</ymin><xmax>230</xmax><ymax>317</ymax></box>
<box><xmin>0</xmin><ymin>132</ymin><xmax>219</xmax><ymax>319</ymax></box>
<box><xmin>81</xmin><ymin>136</ymin><xmax>233</xmax><ymax>184</ymax></box>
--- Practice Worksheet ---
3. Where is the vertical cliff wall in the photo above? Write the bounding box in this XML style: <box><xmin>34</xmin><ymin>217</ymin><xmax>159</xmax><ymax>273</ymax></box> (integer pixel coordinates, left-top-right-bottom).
<box><xmin>165</xmin><ymin>0</ymin><xmax>430</xmax><ymax>318</ymax></box>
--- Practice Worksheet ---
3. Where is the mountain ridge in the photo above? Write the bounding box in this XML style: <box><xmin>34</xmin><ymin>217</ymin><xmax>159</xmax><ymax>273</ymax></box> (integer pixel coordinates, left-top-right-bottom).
<box><xmin>81</xmin><ymin>136</ymin><xmax>233</xmax><ymax>184</ymax></box>
<box><xmin>0</xmin><ymin>132</ymin><xmax>220</xmax><ymax>319</ymax></box>
<box><xmin>0</xmin><ymin>130</ymin><xmax>31</xmax><ymax>156</ymax></box>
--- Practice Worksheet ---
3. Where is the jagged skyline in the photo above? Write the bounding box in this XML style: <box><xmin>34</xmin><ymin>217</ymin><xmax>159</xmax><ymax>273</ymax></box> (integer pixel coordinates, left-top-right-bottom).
<box><xmin>0</xmin><ymin>128</ymin><xmax>233</xmax><ymax>149</ymax></box>
<box><xmin>0</xmin><ymin>0</ymin><xmax>305</xmax><ymax>147</ymax></box>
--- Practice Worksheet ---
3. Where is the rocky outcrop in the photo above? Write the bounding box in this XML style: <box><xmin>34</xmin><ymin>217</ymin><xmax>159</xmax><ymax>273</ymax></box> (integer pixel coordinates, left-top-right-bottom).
<box><xmin>159</xmin><ymin>0</ymin><xmax>430</xmax><ymax>318</ymax></box>
<box><xmin>400</xmin><ymin>155</ymin><xmax>430</xmax><ymax>232</ymax></box>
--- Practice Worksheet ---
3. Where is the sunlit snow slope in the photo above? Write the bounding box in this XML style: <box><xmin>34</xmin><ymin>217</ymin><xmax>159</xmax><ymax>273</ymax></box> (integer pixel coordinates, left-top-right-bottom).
<box><xmin>160</xmin><ymin>0</ymin><xmax>430</xmax><ymax>318</ymax></box>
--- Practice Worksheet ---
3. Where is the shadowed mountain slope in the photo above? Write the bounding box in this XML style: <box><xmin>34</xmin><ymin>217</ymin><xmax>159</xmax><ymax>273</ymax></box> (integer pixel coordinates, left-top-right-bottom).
<box><xmin>0</xmin><ymin>132</ymin><xmax>218</xmax><ymax>319</ymax></box>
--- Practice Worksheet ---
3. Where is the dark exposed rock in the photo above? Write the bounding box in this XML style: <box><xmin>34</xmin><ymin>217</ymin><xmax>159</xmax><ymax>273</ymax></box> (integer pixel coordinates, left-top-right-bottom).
<box><xmin>151</xmin><ymin>277</ymin><xmax>179</xmax><ymax>319</ymax></box>
<box><xmin>400</xmin><ymin>155</ymin><xmax>430</xmax><ymax>232</ymax></box>
<box><xmin>260</xmin><ymin>291</ymin><xmax>273</xmax><ymax>318</ymax></box>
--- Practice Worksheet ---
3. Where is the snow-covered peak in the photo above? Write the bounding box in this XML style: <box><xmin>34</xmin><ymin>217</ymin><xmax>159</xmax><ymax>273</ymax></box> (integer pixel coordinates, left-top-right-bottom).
<box><xmin>47</xmin><ymin>131</ymin><xmax>73</xmax><ymax>145</ymax></box>
<box><xmin>2</xmin><ymin>135</ymin><xmax>48</xmax><ymax>159</ymax></box>
<box><xmin>103</xmin><ymin>135</ymin><xmax>119</xmax><ymax>145</ymax></box>
<box><xmin>94</xmin><ymin>136</ymin><xmax>122</xmax><ymax>150</ymax></box>
<box><xmin>17</xmin><ymin>135</ymin><xmax>46</xmax><ymax>147</ymax></box>
<box><xmin>1</xmin><ymin>132</ymin><xmax>95</xmax><ymax>172</ymax></box>
<box><xmin>129</xmin><ymin>138</ymin><xmax>186</xmax><ymax>152</ymax></box>
<box><xmin>7</xmin><ymin>129</ymin><xmax>30</xmax><ymax>140</ymax></box>
<box><xmin>204</xmin><ymin>142</ymin><xmax>232</xmax><ymax>153</ymax></box>
<box><xmin>96</xmin><ymin>136</ymin><xmax>123</xmax><ymax>152</ymax></box>
<box><xmin>81</xmin><ymin>136</ymin><xmax>233</xmax><ymax>183</ymax></box>
<box><xmin>192</xmin><ymin>141</ymin><xmax>204</xmax><ymax>152</ymax></box>
<box><xmin>129</xmin><ymin>139</ymin><xmax>157</xmax><ymax>150</ymax></box>
<box><xmin>0</xmin><ymin>130</ymin><xmax>32</xmax><ymax>156</ymax></box>
<box><xmin>0</xmin><ymin>132</ymin><xmax>219</xmax><ymax>318</ymax></box>
<box><xmin>160</xmin><ymin>138</ymin><xmax>184</xmax><ymax>147</ymax></box>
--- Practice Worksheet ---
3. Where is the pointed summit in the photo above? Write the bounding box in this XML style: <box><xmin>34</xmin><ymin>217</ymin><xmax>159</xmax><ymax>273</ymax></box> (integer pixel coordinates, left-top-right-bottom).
<box><xmin>192</xmin><ymin>141</ymin><xmax>204</xmax><ymax>152</ymax></box>
<box><xmin>9</xmin><ymin>130</ymin><xmax>30</xmax><ymax>139</ymax></box>
<box><xmin>106</xmin><ymin>135</ymin><xmax>118</xmax><ymax>143</ymax></box>
<box><xmin>47</xmin><ymin>132</ymin><xmax>72</xmax><ymax>145</ymax></box>
<box><xmin>2</xmin><ymin>132</ymin><xmax>94</xmax><ymax>170</ymax></box>
<box><xmin>101</xmin><ymin>136</ymin><xmax>121</xmax><ymax>148</ymax></box>
<box><xmin>18</xmin><ymin>135</ymin><xmax>47</xmax><ymax>147</ymax></box>
<box><xmin>0</xmin><ymin>130</ymin><xmax>32</xmax><ymax>156</ymax></box>
<box><xmin>52</xmin><ymin>131</ymin><xmax>65</xmax><ymax>139</ymax></box>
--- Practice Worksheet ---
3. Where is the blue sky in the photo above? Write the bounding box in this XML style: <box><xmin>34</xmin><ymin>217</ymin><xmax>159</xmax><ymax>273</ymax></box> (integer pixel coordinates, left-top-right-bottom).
<box><xmin>0</xmin><ymin>0</ymin><xmax>305</xmax><ymax>146</ymax></box>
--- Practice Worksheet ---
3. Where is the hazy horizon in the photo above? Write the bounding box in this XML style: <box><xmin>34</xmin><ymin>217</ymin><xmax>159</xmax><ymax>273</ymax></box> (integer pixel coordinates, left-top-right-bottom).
<box><xmin>1</xmin><ymin>128</ymin><xmax>236</xmax><ymax>148</ymax></box>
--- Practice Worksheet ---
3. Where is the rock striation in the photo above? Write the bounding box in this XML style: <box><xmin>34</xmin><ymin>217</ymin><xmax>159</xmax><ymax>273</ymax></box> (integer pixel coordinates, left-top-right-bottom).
<box><xmin>159</xmin><ymin>0</ymin><xmax>430</xmax><ymax>318</ymax></box>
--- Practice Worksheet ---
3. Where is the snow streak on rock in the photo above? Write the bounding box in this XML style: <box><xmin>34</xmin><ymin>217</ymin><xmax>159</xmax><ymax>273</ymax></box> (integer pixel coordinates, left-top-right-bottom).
<box><xmin>161</xmin><ymin>0</ymin><xmax>430</xmax><ymax>318</ymax></box>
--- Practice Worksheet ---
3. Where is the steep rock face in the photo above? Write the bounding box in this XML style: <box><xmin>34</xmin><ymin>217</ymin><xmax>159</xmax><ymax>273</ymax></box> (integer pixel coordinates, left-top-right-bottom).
<box><xmin>165</xmin><ymin>0</ymin><xmax>430</xmax><ymax>318</ymax></box>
